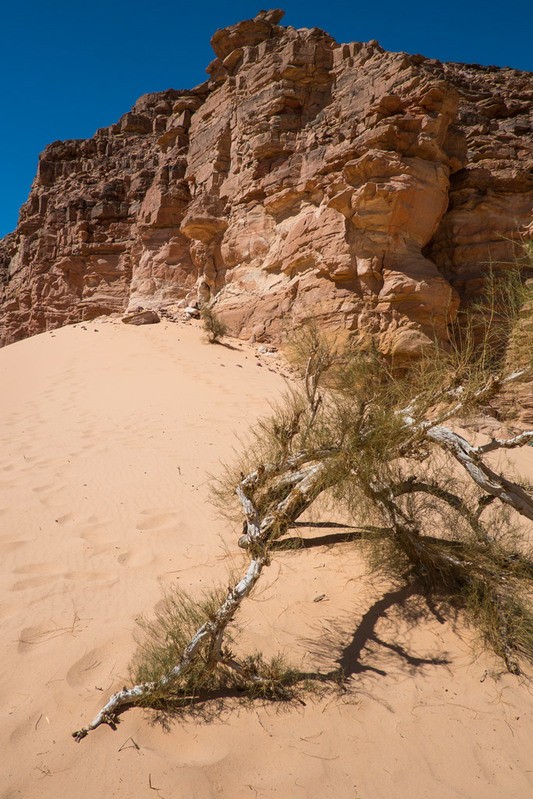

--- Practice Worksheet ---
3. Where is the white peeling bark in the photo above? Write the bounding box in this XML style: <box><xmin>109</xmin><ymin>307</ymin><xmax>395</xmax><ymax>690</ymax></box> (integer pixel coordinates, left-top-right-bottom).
<box><xmin>73</xmin><ymin>455</ymin><xmax>327</xmax><ymax>740</ymax></box>
<box><xmin>73</xmin><ymin>555</ymin><xmax>267</xmax><ymax>741</ymax></box>
<box><xmin>427</xmin><ymin>425</ymin><xmax>533</xmax><ymax>521</ymax></box>
<box><xmin>238</xmin><ymin>461</ymin><xmax>326</xmax><ymax>549</ymax></box>
<box><xmin>472</xmin><ymin>430</ymin><xmax>533</xmax><ymax>454</ymax></box>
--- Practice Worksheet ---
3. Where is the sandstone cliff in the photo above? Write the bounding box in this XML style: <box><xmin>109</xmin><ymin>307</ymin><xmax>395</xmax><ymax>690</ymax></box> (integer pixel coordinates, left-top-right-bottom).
<box><xmin>1</xmin><ymin>9</ymin><xmax>532</xmax><ymax>360</ymax></box>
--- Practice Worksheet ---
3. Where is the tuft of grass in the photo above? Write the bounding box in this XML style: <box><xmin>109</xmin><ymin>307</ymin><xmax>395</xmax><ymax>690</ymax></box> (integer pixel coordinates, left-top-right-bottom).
<box><xmin>129</xmin><ymin>583</ymin><xmax>231</xmax><ymax>704</ymax></box>
<box><xmin>129</xmin><ymin>585</ymin><xmax>310</xmax><ymax>709</ymax></box>
<box><xmin>201</xmin><ymin>305</ymin><xmax>227</xmax><ymax>343</ymax></box>
<box><xmin>234</xmin><ymin>652</ymin><xmax>300</xmax><ymax>699</ymax></box>
<box><xmin>462</xmin><ymin>573</ymin><xmax>533</xmax><ymax>674</ymax></box>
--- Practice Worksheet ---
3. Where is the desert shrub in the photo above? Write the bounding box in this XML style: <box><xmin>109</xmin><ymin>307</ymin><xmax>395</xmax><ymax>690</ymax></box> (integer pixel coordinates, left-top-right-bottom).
<box><xmin>201</xmin><ymin>304</ymin><xmax>227</xmax><ymax>343</ymax></box>
<box><xmin>74</xmin><ymin>246</ymin><xmax>533</xmax><ymax>741</ymax></box>
<box><xmin>128</xmin><ymin>583</ymin><xmax>302</xmax><ymax>707</ymax></box>
<box><xmin>130</xmin><ymin>584</ymin><xmax>230</xmax><ymax>701</ymax></box>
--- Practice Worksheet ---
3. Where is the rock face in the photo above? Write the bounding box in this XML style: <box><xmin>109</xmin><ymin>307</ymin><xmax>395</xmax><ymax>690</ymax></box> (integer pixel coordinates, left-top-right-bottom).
<box><xmin>122</xmin><ymin>308</ymin><xmax>161</xmax><ymax>326</ymax></box>
<box><xmin>1</xmin><ymin>10</ymin><xmax>532</xmax><ymax>360</ymax></box>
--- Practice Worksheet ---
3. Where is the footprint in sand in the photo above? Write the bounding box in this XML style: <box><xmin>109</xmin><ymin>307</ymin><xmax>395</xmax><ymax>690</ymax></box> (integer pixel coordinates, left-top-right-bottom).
<box><xmin>78</xmin><ymin>427</ymin><xmax>108</xmax><ymax>455</ymax></box>
<box><xmin>79</xmin><ymin>519</ymin><xmax>118</xmax><ymax>548</ymax></box>
<box><xmin>39</xmin><ymin>484</ymin><xmax>74</xmax><ymax>509</ymax></box>
<box><xmin>136</xmin><ymin>509</ymin><xmax>179</xmax><ymax>532</ymax></box>
<box><xmin>32</xmin><ymin>481</ymin><xmax>55</xmax><ymax>495</ymax></box>
<box><xmin>13</xmin><ymin>562</ymin><xmax>57</xmax><ymax>575</ymax></box>
<box><xmin>64</xmin><ymin>571</ymin><xmax>116</xmax><ymax>584</ymax></box>
<box><xmin>55</xmin><ymin>512</ymin><xmax>75</xmax><ymax>526</ymax></box>
<box><xmin>17</xmin><ymin>621</ymin><xmax>74</xmax><ymax>653</ymax></box>
<box><xmin>0</xmin><ymin>539</ymin><xmax>29</xmax><ymax>554</ymax></box>
<box><xmin>117</xmin><ymin>549</ymin><xmax>156</xmax><ymax>568</ymax></box>
<box><xmin>21</xmin><ymin>454</ymin><xmax>57</xmax><ymax>469</ymax></box>
<box><xmin>9</xmin><ymin>711</ymin><xmax>48</xmax><ymax>745</ymax></box>
<box><xmin>65</xmin><ymin>647</ymin><xmax>107</xmax><ymax>688</ymax></box>
<box><xmin>83</xmin><ymin>542</ymin><xmax>121</xmax><ymax>558</ymax></box>
<box><xmin>11</xmin><ymin>574</ymin><xmax>59</xmax><ymax>591</ymax></box>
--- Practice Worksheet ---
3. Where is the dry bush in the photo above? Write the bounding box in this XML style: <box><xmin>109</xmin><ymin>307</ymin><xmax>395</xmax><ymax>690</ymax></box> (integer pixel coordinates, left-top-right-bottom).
<box><xmin>130</xmin><ymin>584</ymin><xmax>231</xmax><ymax>703</ymax></box>
<box><xmin>129</xmin><ymin>583</ymin><xmax>301</xmax><ymax>708</ymax></box>
<box><xmin>201</xmin><ymin>304</ymin><xmax>227</xmax><ymax>343</ymax></box>
<box><xmin>74</xmin><ymin>245</ymin><xmax>533</xmax><ymax>741</ymax></box>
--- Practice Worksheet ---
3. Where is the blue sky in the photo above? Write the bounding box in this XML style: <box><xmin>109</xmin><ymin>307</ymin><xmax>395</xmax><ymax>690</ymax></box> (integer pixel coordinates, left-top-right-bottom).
<box><xmin>1</xmin><ymin>0</ymin><xmax>532</xmax><ymax>238</ymax></box>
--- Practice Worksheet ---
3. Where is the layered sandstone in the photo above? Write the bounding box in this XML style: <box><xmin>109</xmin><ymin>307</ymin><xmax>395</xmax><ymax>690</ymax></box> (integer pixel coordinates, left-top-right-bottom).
<box><xmin>1</xmin><ymin>9</ymin><xmax>532</xmax><ymax>360</ymax></box>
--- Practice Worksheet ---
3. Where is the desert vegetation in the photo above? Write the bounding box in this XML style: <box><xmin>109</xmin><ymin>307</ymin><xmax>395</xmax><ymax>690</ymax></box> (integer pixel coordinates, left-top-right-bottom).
<box><xmin>201</xmin><ymin>304</ymin><xmax>227</xmax><ymax>344</ymax></box>
<box><xmin>73</xmin><ymin>254</ymin><xmax>533</xmax><ymax>742</ymax></box>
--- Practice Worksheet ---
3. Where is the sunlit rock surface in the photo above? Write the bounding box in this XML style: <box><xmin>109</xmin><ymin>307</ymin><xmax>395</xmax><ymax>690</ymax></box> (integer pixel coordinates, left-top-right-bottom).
<box><xmin>1</xmin><ymin>10</ymin><xmax>532</xmax><ymax>362</ymax></box>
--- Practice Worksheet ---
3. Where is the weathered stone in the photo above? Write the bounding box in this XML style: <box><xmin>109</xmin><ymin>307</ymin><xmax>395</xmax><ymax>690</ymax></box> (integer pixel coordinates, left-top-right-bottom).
<box><xmin>210</xmin><ymin>9</ymin><xmax>285</xmax><ymax>61</ymax></box>
<box><xmin>122</xmin><ymin>309</ymin><xmax>160</xmax><ymax>325</ymax></box>
<box><xmin>1</xmin><ymin>10</ymin><xmax>532</xmax><ymax>372</ymax></box>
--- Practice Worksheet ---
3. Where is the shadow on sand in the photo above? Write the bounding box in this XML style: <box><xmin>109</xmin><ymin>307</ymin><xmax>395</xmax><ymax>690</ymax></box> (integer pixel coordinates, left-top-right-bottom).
<box><xmin>110</xmin><ymin>522</ymin><xmax>452</xmax><ymax>732</ymax></box>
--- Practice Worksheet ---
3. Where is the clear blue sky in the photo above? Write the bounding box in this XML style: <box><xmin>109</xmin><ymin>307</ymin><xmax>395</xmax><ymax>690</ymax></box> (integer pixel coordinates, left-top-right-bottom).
<box><xmin>1</xmin><ymin>0</ymin><xmax>532</xmax><ymax>238</ymax></box>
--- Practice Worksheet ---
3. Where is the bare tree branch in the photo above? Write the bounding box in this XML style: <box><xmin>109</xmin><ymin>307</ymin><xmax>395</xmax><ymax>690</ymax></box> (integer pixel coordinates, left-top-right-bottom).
<box><xmin>73</xmin><ymin>555</ymin><xmax>268</xmax><ymax>741</ymax></box>
<box><xmin>472</xmin><ymin>430</ymin><xmax>533</xmax><ymax>455</ymax></box>
<box><xmin>427</xmin><ymin>425</ymin><xmax>533</xmax><ymax>522</ymax></box>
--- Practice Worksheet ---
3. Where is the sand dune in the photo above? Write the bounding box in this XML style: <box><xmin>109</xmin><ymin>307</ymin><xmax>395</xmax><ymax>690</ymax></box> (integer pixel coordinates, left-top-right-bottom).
<box><xmin>1</xmin><ymin>319</ymin><xmax>532</xmax><ymax>798</ymax></box>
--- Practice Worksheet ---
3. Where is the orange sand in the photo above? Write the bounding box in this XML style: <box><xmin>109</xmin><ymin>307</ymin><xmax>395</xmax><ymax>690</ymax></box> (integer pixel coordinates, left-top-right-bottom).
<box><xmin>1</xmin><ymin>319</ymin><xmax>532</xmax><ymax>798</ymax></box>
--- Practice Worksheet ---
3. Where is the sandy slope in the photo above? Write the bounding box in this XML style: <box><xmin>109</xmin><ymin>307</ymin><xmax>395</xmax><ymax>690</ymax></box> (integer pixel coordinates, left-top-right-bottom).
<box><xmin>1</xmin><ymin>319</ymin><xmax>532</xmax><ymax>799</ymax></box>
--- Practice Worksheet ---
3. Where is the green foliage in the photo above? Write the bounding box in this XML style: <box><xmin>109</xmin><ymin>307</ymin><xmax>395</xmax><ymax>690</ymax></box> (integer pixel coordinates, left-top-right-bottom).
<box><xmin>447</xmin><ymin>239</ymin><xmax>533</xmax><ymax>380</ymax></box>
<box><xmin>130</xmin><ymin>584</ymin><xmax>230</xmax><ymax>702</ymax></box>
<box><xmin>236</xmin><ymin>652</ymin><xmax>300</xmax><ymax>699</ymax></box>
<box><xmin>201</xmin><ymin>304</ymin><xmax>227</xmax><ymax>343</ymax></box>
<box><xmin>129</xmin><ymin>584</ymin><xmax>303</xmax><ymax>709</ymax></box>
<box><xmin>461</xmin><ymin>558</ymin><xmax>533</xmax><ymax>674</ymax></box>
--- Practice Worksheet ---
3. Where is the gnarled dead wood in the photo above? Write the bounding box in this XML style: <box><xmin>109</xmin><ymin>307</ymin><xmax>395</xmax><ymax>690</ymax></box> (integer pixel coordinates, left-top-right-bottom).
<box><xmin>427</xmin><ymin>425</ymin><xmax>533</xmax><ymax>522</ymax></box>
<box><xmin>73</xmin><ymin>454</ymin><xmax>328</xmax><ymax>740</ymax></box>
<box><xmin>73</xmin><ymin>555</ymin><xmax>267</xmax><ymax>741</ymax></box>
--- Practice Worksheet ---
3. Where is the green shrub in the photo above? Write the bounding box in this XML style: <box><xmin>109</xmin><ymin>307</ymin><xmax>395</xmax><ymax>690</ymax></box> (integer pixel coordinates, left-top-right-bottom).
<box><xmin>201</xmin><ymin>305</ymin><xmax>227</xmax><ymax>343</ymax></box>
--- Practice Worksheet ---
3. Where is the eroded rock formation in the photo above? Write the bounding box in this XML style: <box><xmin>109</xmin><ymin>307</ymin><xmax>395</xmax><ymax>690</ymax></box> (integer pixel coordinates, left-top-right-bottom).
<box><xmin>1</xmin><ymin>9</ymin><xmax>532</xmax><ymax>360</ymax></box>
